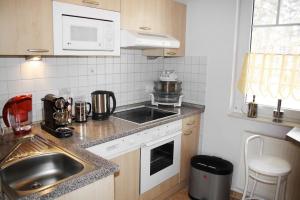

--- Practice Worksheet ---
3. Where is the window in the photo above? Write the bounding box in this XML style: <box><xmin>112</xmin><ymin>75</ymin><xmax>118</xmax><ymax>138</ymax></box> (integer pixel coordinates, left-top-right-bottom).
<box><xmin>246</xmin><ymin>0</ymin><xmax>300</xmax><ymax>111</ymax></box>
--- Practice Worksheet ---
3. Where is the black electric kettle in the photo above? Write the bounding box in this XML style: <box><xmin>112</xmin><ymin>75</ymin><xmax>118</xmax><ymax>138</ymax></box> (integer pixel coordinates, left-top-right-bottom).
<box><xmin>91</xmin><ymin>90</ymin><xmax>116</xmax><ymax>120</ymax></box>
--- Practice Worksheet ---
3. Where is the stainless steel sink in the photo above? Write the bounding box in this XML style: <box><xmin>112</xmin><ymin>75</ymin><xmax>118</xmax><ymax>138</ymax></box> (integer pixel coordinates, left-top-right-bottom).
<box><xmin>0</xmin><ymin>135</ymin><xmax>93</xmax><ymax>199</ymax></box>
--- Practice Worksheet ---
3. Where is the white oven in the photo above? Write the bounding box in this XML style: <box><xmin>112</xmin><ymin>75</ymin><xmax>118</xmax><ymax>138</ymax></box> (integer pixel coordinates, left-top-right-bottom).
<box><xmin>53</xmin><ymin>1</ymin><xmax>120</xmax><ymax>56</ymax></box>
<box><xmin>86</xmin><ymin>120</ymin><xmax>182</xmax><ymax>194</ymax></box>
<box><xmin>140</xmin><ymin>124</ymin><xmax>182</xmax><ymax>194</ymax></box>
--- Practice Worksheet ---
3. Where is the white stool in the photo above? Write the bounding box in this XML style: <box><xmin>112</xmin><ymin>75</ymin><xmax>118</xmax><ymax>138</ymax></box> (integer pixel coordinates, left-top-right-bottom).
<box><xmin>242</xmin><ymin>135</ymin><xmax>291</xmax><ymax>200</ymax></box>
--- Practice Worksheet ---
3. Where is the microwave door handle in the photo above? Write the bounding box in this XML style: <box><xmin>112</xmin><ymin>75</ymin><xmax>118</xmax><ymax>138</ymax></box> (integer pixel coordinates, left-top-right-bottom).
<box><xmin>142</xmin><ymin>131</ymin><xmax>181</xmax><ymax>148</ymax></box>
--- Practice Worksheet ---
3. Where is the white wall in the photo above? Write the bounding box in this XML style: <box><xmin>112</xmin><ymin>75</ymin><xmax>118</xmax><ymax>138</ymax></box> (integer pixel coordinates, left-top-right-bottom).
<box><xmin>184</xmin><ymin>0</ymin><xmax>298</xmax><ymax>198</ymax></box>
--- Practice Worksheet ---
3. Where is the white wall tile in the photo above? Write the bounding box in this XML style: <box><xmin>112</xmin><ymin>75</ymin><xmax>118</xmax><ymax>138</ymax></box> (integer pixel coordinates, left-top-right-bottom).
<box><xmin>0</xmin><ymin>52</ymin><xmax>207</xmax><ymax>122</ymax></box>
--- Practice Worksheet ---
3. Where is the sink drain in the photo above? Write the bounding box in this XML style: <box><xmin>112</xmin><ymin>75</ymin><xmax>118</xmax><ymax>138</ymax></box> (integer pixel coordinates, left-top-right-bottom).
<box><xmin>31</xmin><ymin>182</ymin><xmax>42</xmax><ymax>189</ymax></box>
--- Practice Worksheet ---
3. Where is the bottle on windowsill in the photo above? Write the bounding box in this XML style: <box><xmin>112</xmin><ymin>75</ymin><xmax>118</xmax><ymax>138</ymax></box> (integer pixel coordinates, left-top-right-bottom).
<box><xmin>273</xmin><ymin>99</ymin><xmax>284</xmax><ymax>123</ymax></box>
<box><xmin>247</xmin><ymin>95</ymin><xmax>257</xmax><ymax>118</ymax></box>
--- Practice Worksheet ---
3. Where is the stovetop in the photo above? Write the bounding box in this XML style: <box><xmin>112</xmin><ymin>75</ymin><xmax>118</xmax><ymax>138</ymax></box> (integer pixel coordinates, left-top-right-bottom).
<box><xmin>113</xmin><ymin>107</ymin><xmax>177</xmax><ymax>124</ymax></box>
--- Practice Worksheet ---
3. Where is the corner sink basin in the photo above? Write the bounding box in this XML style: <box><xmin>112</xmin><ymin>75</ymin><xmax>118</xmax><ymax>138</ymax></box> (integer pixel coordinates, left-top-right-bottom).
<box><xmin>0</xmin><ymin>135</ymin><xmax>93</xmax><ymax>199</ymax></box>
<box><xmin>1</xmin><ymin>153</ymin><xmax>84</xmax><ymax>192</ymax></box>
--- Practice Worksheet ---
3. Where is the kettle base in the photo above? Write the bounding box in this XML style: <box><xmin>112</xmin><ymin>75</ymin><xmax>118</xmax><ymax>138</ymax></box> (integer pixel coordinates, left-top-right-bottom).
<box><xmin>92</xmin><ymin>113</ymin><xmax>109</xmax><ymax>120</ymax></box>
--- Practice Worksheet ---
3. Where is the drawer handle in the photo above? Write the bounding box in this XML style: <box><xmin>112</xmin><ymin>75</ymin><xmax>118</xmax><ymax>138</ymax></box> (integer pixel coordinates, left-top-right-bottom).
<box><xmin>27</xmin><ymin>49</ymin><xmax>49</xmax><ymax>53</ymax></box>
<box><xmin>184</xmin><ymin>130</ymin><xmax>193</xmax><ymax>136</ymax></box>
<box><xmin>139</xmin><ymin>26</ymin><xmax>151</xmax><ymax>31</ymax></box>
<box><xmin>82</xmin><ymin>0</ymin><xmax>100</xmax><ymax>5</ymax></box>
<box><xmin>166</xmin><ymin>52</ymin><xmax>176</xmax><ymax>56</ymax></box>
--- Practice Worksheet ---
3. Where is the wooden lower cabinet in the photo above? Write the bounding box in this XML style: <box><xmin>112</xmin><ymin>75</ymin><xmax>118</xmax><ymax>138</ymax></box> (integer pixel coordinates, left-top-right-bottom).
<box><xmin>56</xmin><ymin>175</ymin><xmax>114</xmax><ymax>200</ymax></box>
<box><xmin>111</xmin><ymin>150</ymin><xmax>140</xmax><ymax>200</ymax></box>
<box><xmin>180</xmin><ymin>115</ymin><xmax>201</xmax><ymax>183</ymax></box>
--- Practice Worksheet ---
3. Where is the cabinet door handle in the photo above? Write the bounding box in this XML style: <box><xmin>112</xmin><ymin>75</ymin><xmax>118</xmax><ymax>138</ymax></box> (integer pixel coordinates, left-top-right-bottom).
<box><xmin>139</xmin><ymin>26</ymin><xmax>151</xmax><ymax>31</ymax></box>
<box><xmin>184</xmin><ymin>130</ymin><xmax>193</xmax><ymax>136</ymax></box>
<box><xmin>166</xmin><ymin>52</ymin><xmax>176</xmax><ymax>56</ymax></box>
<box><xmin>82</xmin><ymin>0</ymin><xmax>100</xmax><ymax>5</ymax></box>
<box><xmin>27</xmin><ymin>49</ymin><xmax>49</xmax><ymax>53</ymax></box>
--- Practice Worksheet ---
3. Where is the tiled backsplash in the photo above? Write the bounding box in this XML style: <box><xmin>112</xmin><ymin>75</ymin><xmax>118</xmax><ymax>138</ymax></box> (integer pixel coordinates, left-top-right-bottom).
<box><xmin>0</xmin><ymin>49</ymin><xmax>207</xmax><ymax>122</ymax></box>
<box><xmin>164</xmin><ymin>56</ymin><xmax>207</xmax><ymax>104</ymax></box>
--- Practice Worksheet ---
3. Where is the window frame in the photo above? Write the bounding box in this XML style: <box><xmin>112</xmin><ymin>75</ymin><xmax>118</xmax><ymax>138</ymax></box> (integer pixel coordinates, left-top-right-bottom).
<box><xmin>230</xmin><ymin>0</ymin><xmax>300</xmax><ymax>124</ymax></box>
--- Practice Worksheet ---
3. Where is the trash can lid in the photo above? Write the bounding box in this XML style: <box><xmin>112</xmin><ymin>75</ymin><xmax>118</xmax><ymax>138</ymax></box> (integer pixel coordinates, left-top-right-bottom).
<box><xmin>191</xmin><ymin>155</ymin><xmax>233</xmax><ymax>175</ymax></box>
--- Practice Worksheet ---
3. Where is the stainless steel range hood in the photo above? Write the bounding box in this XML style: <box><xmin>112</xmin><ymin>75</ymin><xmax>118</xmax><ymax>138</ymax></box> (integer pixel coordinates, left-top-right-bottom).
<box><xmin>121</xmin><ymin>30</ymin><xmax>180</xmax><ymax>49</ymax></box>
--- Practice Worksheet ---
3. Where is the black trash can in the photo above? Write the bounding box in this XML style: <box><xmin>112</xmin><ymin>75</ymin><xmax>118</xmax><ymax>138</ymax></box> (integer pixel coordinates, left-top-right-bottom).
<box><xmin>188</xmin><ymin>155</ymin><xmax>234</xmax><ymax>200</ymax></box>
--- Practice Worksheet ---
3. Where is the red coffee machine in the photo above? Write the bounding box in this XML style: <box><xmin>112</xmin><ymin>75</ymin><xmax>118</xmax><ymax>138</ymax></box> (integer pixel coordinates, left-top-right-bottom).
<box><xmin>2</xmin><ymin>94</ymin><xmax>32</xmax><ymax>135</ymax></box>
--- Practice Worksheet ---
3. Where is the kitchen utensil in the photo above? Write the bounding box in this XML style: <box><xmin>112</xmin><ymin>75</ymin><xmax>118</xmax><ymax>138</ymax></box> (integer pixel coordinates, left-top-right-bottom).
<box><xmin>151</xmin><ymin>71</ymin><xmax>183</xmax><ymax>107</ymax></box>
<box><xmin>273</xmin><ymin>99</ymin><xmax>284</xmax><ymax>123</ymax></box>
<box><xmin>247</xmin><ymin>95</ymin><xmax>257</xmax><ymax>118</ymax></box>
<box><xmin>159</xmin><ymin>70</ymin><xmax>178</xmax><ymax>81</ymax></box>
<box><xmin>74</xmin><ymin>101</ymin><xmax>91</xmax><ymax>123</ymax></box>
<box><xmin>91</xmin><ymin>90</ymin><xmax>116</xmax><ymax>120</ymax></box>
<box><xmin>154</xmin><ymin>81</ymin><xmax>182</xmax><ymax>94</ymax></box>
<box><xmin>2</xmin><ymin>94</ymin><xmax>32</xmax><ymax>135</ymax></box>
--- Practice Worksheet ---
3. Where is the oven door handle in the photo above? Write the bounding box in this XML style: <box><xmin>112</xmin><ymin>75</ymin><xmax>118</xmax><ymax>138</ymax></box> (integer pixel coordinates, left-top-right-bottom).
<box><xmin>141</xmin><ymin>131</ymin><xmax>181</xmax><ymax>148</ymax></box>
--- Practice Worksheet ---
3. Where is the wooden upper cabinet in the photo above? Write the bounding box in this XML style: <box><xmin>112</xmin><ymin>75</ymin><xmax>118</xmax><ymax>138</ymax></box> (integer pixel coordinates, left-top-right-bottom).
<box><xmin>0</xmin><ymin>0</ymin><xmax>53</xmax><ymax>56</ymax></box>
<box><xmin>56</xmin><ymin>0</ymin><xmax>120</xmax><ymax>12</ymax></box>
<box><xmin>164</xmin><ymin>1</ymin><xmax>186</xmax><ymax>57</ymax></box>
<box><xmin>143</xmin><ymin>1</ymin><xmax>187</xmax><ymax>57</ymax></box>
<box><xmin>121</xmin><ymin>0</ymin><xmax>170</xmax><ymax>35</ymax></box>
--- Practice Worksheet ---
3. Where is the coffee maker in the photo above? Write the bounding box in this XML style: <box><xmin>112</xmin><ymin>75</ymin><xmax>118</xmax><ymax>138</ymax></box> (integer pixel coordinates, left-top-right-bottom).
<box><xmin>41</xmin><ymin>94</ymin><xmax>73</xmax><ymax>138</ymax></box>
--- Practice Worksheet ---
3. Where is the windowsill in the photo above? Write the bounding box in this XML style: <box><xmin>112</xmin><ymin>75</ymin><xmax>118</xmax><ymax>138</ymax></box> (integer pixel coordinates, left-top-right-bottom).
<box><xmin>286</xmin><ymin>127</ymin><xmax>300</xmax><ymax>145</ymax></box>
<box><xmin>228</xmin><ymin>111</ymin><xmax>300</xmax><ymax>128</ymax></box>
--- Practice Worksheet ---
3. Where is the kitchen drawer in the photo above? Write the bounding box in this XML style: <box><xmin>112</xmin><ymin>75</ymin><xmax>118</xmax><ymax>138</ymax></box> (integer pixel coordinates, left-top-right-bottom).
<box><xmin>182</xmin><ymin>114</ymin><xmax>200</xmax><ymax>131</ymax></box>
<box><xmin>56</xmin><ymin>0</ymin><xmax>120</xmax><ymax>11</ymax></box>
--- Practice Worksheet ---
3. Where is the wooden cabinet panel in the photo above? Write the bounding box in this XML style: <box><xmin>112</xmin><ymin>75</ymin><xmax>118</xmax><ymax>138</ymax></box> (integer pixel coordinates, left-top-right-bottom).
<box><xmin>121</xmin><ymin>0</ymin><xmax>169</xmax><ymax>35</ymax></box>
<box><xmin>56</xmin><ymin>0</ymin><xmax>120</xmax><ymax>11</ymax></box>
<box><xmin>143</xmin><ymin>1</ymin><xmax>186</xmax><ymax>57</ymax></box>
<box><xmin>56</xmin><ymin>175</ymin><xmax>114</xmax><ymax>200</ymax></box>
<box><xmin>180</xmin><ymin>116</ymin><xmax>200</xmax><ymax>183</ymax></box>
<box><xmin>111</xmin><ymin>150</ymin><xmax>140</xmax><ymax>200</ymax></box>
<box><xmin>182</xmin><ymin>114</ymin><xmax>200</xmax><ymax>131</ymax></box>
<box><xmin>164</xmin><ymin>1</ymin><xmax>186</xmax><ymax>57</ymax></box>
<box><xmin>0</xmin><ymin>0</ymin><xmax>53</xmax><ymax>55</ymax></box>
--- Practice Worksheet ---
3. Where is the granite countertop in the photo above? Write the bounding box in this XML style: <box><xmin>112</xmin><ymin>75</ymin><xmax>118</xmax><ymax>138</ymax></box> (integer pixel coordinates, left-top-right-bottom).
<box><xmin>0</xmin><ymin>103</ymin><xmax>205</xmax><ymax>200</ymax></box>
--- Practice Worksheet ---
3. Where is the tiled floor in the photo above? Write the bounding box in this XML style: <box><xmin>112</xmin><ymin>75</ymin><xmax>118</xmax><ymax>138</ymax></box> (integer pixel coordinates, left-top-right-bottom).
<box><xmin>167</xmin><ymin>188</ymin><xmax>189</xmax><ymax>200</ymax></box>
<box><xmin>166</xmin><ymin>188</ymin><xmax>242</xmax><ymax>200</ymax></box>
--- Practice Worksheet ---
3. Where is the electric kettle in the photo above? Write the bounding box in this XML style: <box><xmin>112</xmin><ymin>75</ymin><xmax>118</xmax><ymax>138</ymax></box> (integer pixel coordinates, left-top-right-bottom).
<box><xmin>2</xmin><ymin>94</ymin><xmax>32</xmax><ymax>135</ymax></box>
<box><xmin>91</xmin><ymin>91</ymin><xmax>116</xmax><ymax>120</ymax></box>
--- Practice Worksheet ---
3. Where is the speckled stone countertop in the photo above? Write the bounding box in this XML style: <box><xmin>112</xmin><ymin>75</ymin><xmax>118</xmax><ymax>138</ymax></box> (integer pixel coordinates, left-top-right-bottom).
<box><xmin>0</xmin><ymin>102</ymin><xmax>204</xmax><ymax>200</ymax></box>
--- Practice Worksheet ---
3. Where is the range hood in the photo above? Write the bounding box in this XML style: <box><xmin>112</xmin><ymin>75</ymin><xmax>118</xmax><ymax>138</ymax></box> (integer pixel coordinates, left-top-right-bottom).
<box><xmin>121</xmin><ymin>30</ymin><xmax>180</xmax><ymax>49</ymax></box>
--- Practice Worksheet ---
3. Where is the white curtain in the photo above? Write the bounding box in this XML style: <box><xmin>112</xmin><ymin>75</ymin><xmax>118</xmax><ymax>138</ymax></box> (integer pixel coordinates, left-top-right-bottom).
<box><xmin>238</xmin><ymin>53</ymin><xmax>300</xmax><ymax>101</ymax></box>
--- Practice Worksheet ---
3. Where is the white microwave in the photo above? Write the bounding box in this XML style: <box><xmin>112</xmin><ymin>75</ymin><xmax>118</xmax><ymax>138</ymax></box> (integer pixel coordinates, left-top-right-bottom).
<box><xmin>53</xmin><ymin>2</ymin><xmax>120</xmax><ymax>56</ymax></box>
